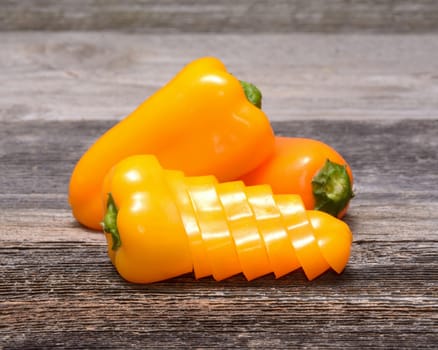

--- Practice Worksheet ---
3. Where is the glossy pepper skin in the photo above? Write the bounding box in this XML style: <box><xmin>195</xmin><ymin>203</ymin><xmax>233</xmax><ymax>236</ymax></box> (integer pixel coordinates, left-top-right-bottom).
<box><xmin>240</xmin><ymin>136</ymin><xmax>354</xmax><ymax>218</ymax></box>
<box><xmin>69</xmin><ymin>57</ymin><xmax>275</xmax><ymax>230</ymax></box>
<box><xmin>102</xmin><ymin>155</ymin><xmax>353</xmax><ymax>284</ymax></box>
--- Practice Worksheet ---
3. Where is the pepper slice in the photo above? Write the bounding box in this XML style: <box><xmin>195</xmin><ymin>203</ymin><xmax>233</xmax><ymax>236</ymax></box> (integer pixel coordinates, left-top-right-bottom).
<box><xmin>273</xmin><ymin>194</ymin><xmax>302</xmax><ymax>273</ymax></box>
<box><xmin>307</xmin><ymin>210</ymin><xmax>352</xmax><ymax>274</ymax></box>
<box><xmin>277</xmin><ymin>196</ymin><xmax>330</xmax><ymax>280</ymax></box>
<box><xmin>165</xmin><ymin>170</ymin><xmax>207</xmax><ymax>279</ymax></box>
<box><xmin>246</xmin><ymin>185</ymin><xmax>298</xmax><ymax>278</ymax></box>
<box><xmin>186</xmin><ymin>177</ymin><xmax>241</xmax><ymax>281</ymax></box>
<box><xmin>180</xmin><ymin>176</ymin><xmax>217</xmax><ymax>279</ymax></box>
<box><xmin>216</xmin><ymin>181</ymin><xmax>271</xmax><ymax>281</ymax></box>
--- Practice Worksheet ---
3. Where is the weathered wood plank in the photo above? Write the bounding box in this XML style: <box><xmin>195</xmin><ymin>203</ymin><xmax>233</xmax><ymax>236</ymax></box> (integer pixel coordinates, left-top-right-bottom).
<box><xmin>3</xmin><ymin>119</ymin><xmax>438</xmax><ymax>196</ymax></box>
<box><xmin>1</xmin><ymin>117</ymin><xmax>437</xmax><ymax>349</ymax></box>
<box><xmin>1</xmin><ymin>0</ymin><xmax>438</xmax><ymax>33</ymax></box>
<box><xmin>1</xmin><ymin>119</ymin><xmax>437</xmax><ymax>244</ymax></box>
<box><xmin>1</xmin><ymin>32</ymin><xmax>438</xmax><ymax>122</ymax></box>
<box><xmin>0</xmin><ymin>241</ymin><xmax>437</xmax><ymax>349</ymax></box>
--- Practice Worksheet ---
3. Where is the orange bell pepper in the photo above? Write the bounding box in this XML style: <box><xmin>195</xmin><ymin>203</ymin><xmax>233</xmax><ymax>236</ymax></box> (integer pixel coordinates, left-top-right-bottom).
<box><xmin>69</xmin><ymin>57</ymin><xmax>275</xmax><ymax>230</ymax></box>
<box><xmin>240</xmin><ymin>136</ymin><xmax>354</xmax><ymax>218</ymax></box>
<box><xmin>102</xmin><ymin>155</ymin><xmax>353</xmax><ymax>284</ymax></box>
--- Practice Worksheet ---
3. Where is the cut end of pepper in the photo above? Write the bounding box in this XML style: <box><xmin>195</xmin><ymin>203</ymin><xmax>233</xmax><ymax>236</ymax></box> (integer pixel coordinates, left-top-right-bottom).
<box><xmin>102</xmin><ymin>193</ymin><xmax>121</xmax><ymax>251</ymax></box>
<box><xmin>311</xmin><ymin>159</ymin><xmax>354</xmax><ymax>218</ymax></box>
<box><xmin>240</xmin><ymin>80</ymin><xmax>262</xmax><ymax>108</ymax></box>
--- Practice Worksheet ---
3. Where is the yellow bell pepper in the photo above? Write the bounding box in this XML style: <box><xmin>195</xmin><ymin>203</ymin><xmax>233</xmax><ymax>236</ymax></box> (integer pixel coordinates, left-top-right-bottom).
<box><xmin>69</xmin><ymin>57</ymin><xmax>275</xmax><ymax>230</ymax></box>
<box><xmin>102</xmin><ymin>155</ymin><xmax>353</xmax><ymax>284</ymax></box>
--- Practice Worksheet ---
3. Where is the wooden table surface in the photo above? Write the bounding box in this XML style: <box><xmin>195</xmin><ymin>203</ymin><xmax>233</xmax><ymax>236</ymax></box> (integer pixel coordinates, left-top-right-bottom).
<box><xmin>1</xmin><ymin>2</ymin><xmax>438</xmax><ymax>349</ymax></box>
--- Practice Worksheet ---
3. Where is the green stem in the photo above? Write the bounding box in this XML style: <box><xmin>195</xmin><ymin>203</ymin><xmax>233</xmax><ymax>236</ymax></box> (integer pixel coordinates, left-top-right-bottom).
<box><xmin>102</xmin><ymin>193</ymin><xmax>121</xmax><ymax>251</ymax></box>
<box><xmin>311</xmin><ymin>159</ymin><xmax>354</xmax><ymax>217</ymax></box>
<box><xmin>240</xmin><ymin>80</ymin><xmax>262</xmax><ymax>108</ymax></box>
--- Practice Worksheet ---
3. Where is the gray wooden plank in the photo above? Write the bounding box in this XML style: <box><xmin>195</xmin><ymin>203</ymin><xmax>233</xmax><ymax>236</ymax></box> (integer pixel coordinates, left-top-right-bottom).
<box><xmin>2</xmin><ymin>119</ymin><xmax>437</xmax><ymax>195</ymax></box>
<box><xmin>1</xmin><ymin>0</ymin><xmax>438</xmax><ymax>33</ymax></box>
<box><xmin>1</xmin><ymin>241</ymin><xmax>437</xmax><ymax>349</ymax></box>
<box><xmin>1</xmin><ymin>119</ymin><xmax>437</xmax><ymax>243</ymax></box>
<box><xmin>1</xmin><ymin>32</ymin><xmax>438</xmax><ymax>122</ymax></box>
<box><xmin>1</xmin><ymin>119</ymin><xmax>438</xmax><ymax>246</ymax></box>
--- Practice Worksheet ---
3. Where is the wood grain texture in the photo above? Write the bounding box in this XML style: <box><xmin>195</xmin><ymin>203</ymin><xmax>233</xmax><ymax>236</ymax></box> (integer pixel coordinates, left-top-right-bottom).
<box><xmin>1</xmin><ymin>242</ymin><xmax>436</xmax><ymax>349</ymax></box>
<box><xmin>1</xmin><ymin>119</ymin><xmax>437</xmax><ymax>349</ymax></box>
<box><xmin>1</xmin><ymin>0</ymin><xmax>438</xmax><ymax>33</ymax></box>
<box><xmin>1</xmin><ymin>32</ymin><xmax>438</xmax><ymax>123</ymax></box>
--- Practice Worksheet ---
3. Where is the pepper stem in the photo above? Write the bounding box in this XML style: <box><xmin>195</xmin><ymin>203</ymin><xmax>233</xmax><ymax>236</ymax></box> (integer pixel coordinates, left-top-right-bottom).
<box><xmin>240</xmin><ymin>80</ymin><xmax>262</xmax><ymax>108</ymax></box>
<box><xmin>102</xmin><ymin>193</ymin><xmax>121</xmax><ymax>251</ymax></box>
<box><xmin>311</xmin><ymin>159</ymin><xmax>354</xmax><ymax>217</ymax></box>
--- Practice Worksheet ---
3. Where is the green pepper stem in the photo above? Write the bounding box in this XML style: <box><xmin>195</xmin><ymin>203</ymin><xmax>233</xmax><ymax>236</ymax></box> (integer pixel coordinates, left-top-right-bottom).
<box><xmin>240</xmin><ymin>80</ymin><xmax>262</xmax><ymax>108</ymax></box>
<box><xmin>102</xmin><ymin>193</ymin><xmax>121</xmax><ymax>251</ymax></box>
<box><xmin>311</xmin><ymin>159</ymin><xmax>354</xmax><ymax>217</ymax></box>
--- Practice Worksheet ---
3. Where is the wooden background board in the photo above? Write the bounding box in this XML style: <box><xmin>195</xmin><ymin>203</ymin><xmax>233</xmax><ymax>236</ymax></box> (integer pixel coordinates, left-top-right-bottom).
<box><xmin>1</xmin><ymin>32</ymin><xmax>438</xmax><ymax>122</ymax></box>
<box><xmin>1</xmin><ymin>0</ymin><xmax>438</xmax><ymax>33</ymax></box>
<box><xmin>1</xmin><ymin>1</ymin><xmax>438</xmax><ymax>349</ymax></box>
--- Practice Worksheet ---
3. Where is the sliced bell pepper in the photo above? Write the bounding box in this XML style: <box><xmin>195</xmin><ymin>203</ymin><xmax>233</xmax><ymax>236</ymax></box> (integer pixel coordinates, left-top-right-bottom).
<box><xmin>102</xmin><ymin>154</ymin><xmax>353</xmax><ymax>284</ymax></box>
<box><xmin>69</xmin><ymin>56</ymin><xmax>275</xmax><ymax>230</ymax></box>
